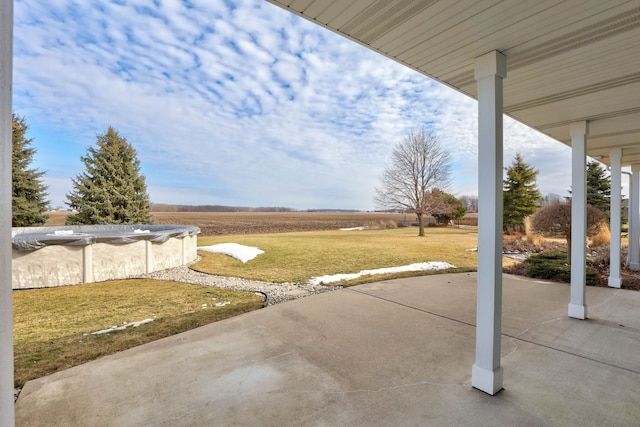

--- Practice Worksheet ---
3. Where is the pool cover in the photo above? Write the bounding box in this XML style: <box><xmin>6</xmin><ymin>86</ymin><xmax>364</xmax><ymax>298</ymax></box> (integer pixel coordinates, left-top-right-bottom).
<box><xmin>12</xmin><ymin>224</ymin><xmax>200</xmax><ymax>251</ymax></box>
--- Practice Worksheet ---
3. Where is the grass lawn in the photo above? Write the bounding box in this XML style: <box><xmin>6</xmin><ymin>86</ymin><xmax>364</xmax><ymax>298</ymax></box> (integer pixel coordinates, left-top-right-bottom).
<box><xmin>193</xmin><ymin>226</ymin><xmax>479</xmax><ymax>284</ymax></box>
<box><xmin>13</xmin><ymin>280</ymin><xmax>263</xmax><ymax>387</ymax></box>
<box><xmin>15</xmin><ymin>226</ymin><xmax>480</xmax><ymax>386</ymax></box>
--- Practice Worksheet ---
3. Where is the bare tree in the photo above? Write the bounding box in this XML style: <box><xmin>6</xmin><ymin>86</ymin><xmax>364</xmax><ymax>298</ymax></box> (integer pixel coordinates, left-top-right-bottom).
<box><xmin>530</xmin><ymin>202</ymin><xmax>605</xmax><ymax>261</ymax></box>
<box><xmin>539</xmin><ymin>193</ymin><xmax>563</xmax><ymax>207</ymax></box>
<box><xmin>459</xmin><ymin>195</ymin><xmax>478</xmax><ymax>212</ymax></box>
<box><xmin>375</xmin><ymin>129</ymin><xmax>451</xmax><ymax>236</ymax></box>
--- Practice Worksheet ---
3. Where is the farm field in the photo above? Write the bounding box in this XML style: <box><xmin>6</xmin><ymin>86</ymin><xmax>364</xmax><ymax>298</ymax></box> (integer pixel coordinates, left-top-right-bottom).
<box><xmin>45</xmin><ymin>211</ymin><xmax>477</xmax><ymax>235</ymax></box>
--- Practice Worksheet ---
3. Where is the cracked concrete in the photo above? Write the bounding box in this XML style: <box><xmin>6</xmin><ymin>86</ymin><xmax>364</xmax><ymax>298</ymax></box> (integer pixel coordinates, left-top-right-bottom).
<box><xmin>15</xmin><ymin>273</ymin><xmax>640</xmax><ymax>426</ymax></box>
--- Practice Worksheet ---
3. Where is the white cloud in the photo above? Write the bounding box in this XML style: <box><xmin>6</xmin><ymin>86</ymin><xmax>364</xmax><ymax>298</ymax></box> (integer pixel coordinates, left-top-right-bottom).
<box><xmin>14</xmin><ymin>0</ymin><xmax>575</xmax><ymax>210</ymax></box>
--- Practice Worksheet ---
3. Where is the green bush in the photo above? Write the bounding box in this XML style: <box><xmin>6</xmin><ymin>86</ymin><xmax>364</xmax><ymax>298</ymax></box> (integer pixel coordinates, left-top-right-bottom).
<box><xmin>523</xmin><ymin>250</ymin><xmax>600</xmax><ymax>285</ymax></box>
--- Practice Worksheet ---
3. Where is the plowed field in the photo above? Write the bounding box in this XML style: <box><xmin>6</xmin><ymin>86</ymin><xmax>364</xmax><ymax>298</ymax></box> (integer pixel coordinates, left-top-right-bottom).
<box><xmin>44</xmin><ymin>211</ymin><xmax>405</xmax><ymax>235</ymax></box>
<box><xmin>153</xmin><ymin>212</ymin><xmax>412</xmax><ymax>235</ymax></box>
<box><xmin>44</xmin><ymin>211</ymin><xmax>477</xmax><ymax>236</ymax></box>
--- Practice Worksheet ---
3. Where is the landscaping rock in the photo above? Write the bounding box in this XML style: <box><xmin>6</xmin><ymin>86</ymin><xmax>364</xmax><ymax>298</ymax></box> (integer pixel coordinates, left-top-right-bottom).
<box><xmin>132</xmin><ymin>258</ymin><xmax>339</xmax><ymax>306</ymax></box>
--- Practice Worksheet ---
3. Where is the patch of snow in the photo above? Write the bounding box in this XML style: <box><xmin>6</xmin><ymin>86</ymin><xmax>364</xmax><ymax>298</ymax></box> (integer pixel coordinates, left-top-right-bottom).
<box><xmin>340</xmin><ymin>226</ymin><xmax>367</xmax><ymax>231</ymax></box>
<box><xmin>215</xmin><ymin>301</ymin><xmax>231</xmax><ymax>307</ymax></box>
<box><xmin>308</xmin><ymin>262</ymin><xmax>456</xmax><ymax>285</ymax></box>
<box><xmin>198</xmin><ymin>243</ymin><xmax>264</xmax><ymax>263</ymax></box>
<box><xmin>134</xmin><ymin>229</ymin><xmax>150</xmax><ymax>233</ymax></box>
<box><xmin>91</xmin><ymin>318</ymin><xmax>154</xmax><ymax>335</ymax></box>
<box><xmin>54</xmin><ymin>230</ymin><xmax>74</xmax><ymax>235</ymax></box>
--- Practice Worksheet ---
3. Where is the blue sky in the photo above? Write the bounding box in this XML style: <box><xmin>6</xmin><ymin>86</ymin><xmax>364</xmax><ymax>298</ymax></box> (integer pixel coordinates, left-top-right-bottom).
<box><xmin>14</xmin><ymin>0</ymin><xmax>577</xmax><ymax>210</ymax></box>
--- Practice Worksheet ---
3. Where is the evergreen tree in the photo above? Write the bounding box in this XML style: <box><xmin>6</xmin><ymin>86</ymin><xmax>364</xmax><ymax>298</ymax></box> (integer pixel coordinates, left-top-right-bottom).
<box><xmin>566</xmin><ymin>160</ymin><xmax>612</xmax><ymax>220</ymax></box>
<box><xmin>428</xmin><ymin>189</ymin><xmax>467</xmax><ymax>225</ymax></box>
<box><xmin>66</xmin><ymin>127</ymin><xmax>153</xmax><ymax>225</ymax></box>
<box><xmin>503</xmin><ymin>153</ymin><xmax>541</xmax><ymax>232</ymax></box>
<box><xmin>12</xmin><ymin>113</ymin><xmax>49</xmax><ymax>226</ymax></box>
<box><xmin>586</xmin><ymin>160</ymin><xmax>611</xmax><ymax>219</ymax></box>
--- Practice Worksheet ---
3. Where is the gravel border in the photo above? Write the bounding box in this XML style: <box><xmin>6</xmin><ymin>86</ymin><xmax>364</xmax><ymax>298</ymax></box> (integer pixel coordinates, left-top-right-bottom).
<box><xmin>133</xmin><ymin>257</ymin><xmax>340</xmax><ymax>306</ymax></box>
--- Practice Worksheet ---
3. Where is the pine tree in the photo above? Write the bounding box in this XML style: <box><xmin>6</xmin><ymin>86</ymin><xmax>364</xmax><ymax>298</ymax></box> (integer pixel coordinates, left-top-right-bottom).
<box><xmin>586</xmin><ymin>160</ymin><xmax>611</xmax><ymax>219</ymax></box>
<box><xmin>12</xmin><ymin>113</ymin><xmax>49</xmax><ymax>226</ymax></box>
<box><xmin>428</xmin><ymin>189</ymin><xmax>467</xmax><ymax>225</ymax></box>
<box><xmin>503</xmin><ymin>153</ymin><xmax>541</xmax><ymax>232</ymax></box>
<box><xmin>66</xmin><ymin>127</ymin><xmax>153</xmax><ymax>225</ymax></box>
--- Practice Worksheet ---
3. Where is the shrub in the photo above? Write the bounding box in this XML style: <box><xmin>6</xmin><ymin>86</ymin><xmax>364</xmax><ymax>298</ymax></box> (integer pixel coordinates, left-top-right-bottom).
<box><xmin>522</xmin><ymin>250</ymin><xmax>600</xmax><ymax>285</ymax></box>
<box><xmin>530</xmin><ymin>202</ymin><xmax>605</xmax><ymax>261</ymax></box>
<box><xmin>502</xmin><ymin>233</ymin><xmax>562</xmax><ymax>254</ymax></box>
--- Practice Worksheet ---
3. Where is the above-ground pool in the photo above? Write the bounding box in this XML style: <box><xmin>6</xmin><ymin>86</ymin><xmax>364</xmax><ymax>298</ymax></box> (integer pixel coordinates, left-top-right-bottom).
<box><xmin>11</xmin><ymin>224</ymin><xmax>200</xmax><ymax>289</ymax></box>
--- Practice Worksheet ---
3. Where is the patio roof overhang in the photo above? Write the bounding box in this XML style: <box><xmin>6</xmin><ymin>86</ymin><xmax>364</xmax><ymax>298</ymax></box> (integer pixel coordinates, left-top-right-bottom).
<box><xmin>266</xmin><ymin>0</ymin><xmax>640</xmax><ymax>166</ymax></box>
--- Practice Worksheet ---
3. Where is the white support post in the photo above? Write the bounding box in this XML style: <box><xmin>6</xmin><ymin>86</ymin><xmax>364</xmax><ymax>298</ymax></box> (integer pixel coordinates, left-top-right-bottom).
<box><xmin>472</xmin><ymin>50</ymin><xmax>506</xmax><ymax>395</ymax></box>
<box><xmin>625</xmin><ymin>172</ymin><xmax>633</xmax><ymax>266</ymax></box>
<box><xmin>0</xmin><ymin>0</ymin><xmax>14</xmax><ymax>424</ymax></box>
<box><xmin>609</xmin><ymin>148</ymin><xmax>622</xmax><ymax>288</ymax></box>
<box><xmin>629</xmin><ymin>164</ymin><xmax>640</xmax><ymax>270</ymax></box>
<box><xmin>569</xmin><ymin>122</ymin><xmax>588</xmax><ymax>319</ymax></box>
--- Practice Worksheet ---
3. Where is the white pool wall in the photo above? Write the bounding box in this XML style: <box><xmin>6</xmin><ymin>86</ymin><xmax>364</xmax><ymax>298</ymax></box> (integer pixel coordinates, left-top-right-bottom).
<box><xmin>11</xmin><ymin>225</ymin><xmax>199</xmax><ymax>289</ymax></box>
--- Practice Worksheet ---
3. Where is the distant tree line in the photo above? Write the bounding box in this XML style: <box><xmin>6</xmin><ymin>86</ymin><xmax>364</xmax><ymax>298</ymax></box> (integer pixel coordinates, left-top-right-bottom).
<box><xmin>539</xmin><ymin>193</ymin><xmax>563</xmax><ymax>206</ymax></box>
<box><xmin>150</xmin><ymin>205</ymin><xmax>367</xmax><ymax>213</ymax></box>
<box><xmin>151</xmin><ymin>204</ymin><xmax>297</xmax><ymax>213</ymax></box>
<box><xmin>306</xmin><ymin>209</ymin><xmax>360</xmax><ymax>213</ymax></box>
<box><xmin>459</xmin><ymin>195</ymin><xmax>478</xmax><ymax>213</ymax></box>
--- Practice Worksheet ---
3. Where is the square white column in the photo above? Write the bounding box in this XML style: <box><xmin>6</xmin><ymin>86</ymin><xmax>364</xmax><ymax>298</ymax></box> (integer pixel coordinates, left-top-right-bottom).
<box><xmin>0</xmin><ymin>0</ymin><xmax>14</xmax><ymax>425</ymax></box>
<box><xmin>609</xmin><ymin>148</ymin><xmax>622</xmax><ymax>288</ymax></box>
<box><xmin>629</xmin><ymin>164</ymin><xmax>640</xmax><ymax>270</ymax></box>
<box><xmin>472</xmin><ymin>50</ymin><xmax>506</xmax><ymax>395</ymax></box>
<box><xmin>569</xmin><ymin>121</ymin><xmax>588</xmax><ymax>319</ymax></box>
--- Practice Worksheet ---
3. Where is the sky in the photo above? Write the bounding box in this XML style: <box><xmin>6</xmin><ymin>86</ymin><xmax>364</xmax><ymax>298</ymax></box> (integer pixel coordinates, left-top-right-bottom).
<box><xmin>13</xmin><ymin>0</ymin><xmax>583</xmax><ymax>211</ymax></box>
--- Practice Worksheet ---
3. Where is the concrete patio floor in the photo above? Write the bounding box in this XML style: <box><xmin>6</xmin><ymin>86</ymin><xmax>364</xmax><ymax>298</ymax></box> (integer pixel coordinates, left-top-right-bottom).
<box><xmin>15</xmin><ymin>273</ymin><xmax>640</xmax><ymax>426</ymax></box>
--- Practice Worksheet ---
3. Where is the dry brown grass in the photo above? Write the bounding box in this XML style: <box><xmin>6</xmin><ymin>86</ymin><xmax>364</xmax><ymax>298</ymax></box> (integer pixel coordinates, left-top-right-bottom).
<box><xmin>524</xmin><ymin>217</ymin><xmax>545</xmax><ymax>246</ymax></box>
<box><xmin>590</xmin><ymin>223</ymin><xmax>611</xmax><ymax>247</ymax></box>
